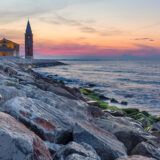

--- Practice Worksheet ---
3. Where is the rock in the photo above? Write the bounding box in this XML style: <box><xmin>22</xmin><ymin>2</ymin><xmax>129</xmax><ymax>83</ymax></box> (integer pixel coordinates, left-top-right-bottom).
<box><xmin>88</xmin><ymin>83</ymin><xmax>96</xmax><ymax>87</ymax></box>
<box><xmin>131</xmin><ymin>141</ymin><xmax>160</xmax><ymax>160</ymax></box>
<box><xmin>0</xmin><ymin>94</ymin><xmax>2</xmax><ymax>101</ymax></box>
<box><xmin>99</xmin><ymin>95</ymin><xmax>110</xmax><ymax>100</ymax></box>
<box><xmin>111</xmin><ymin>98</ymin><xmax>119</xmax><ymax>103</ymax></box>
<box><xmin>140</xmin><ymin>118</ymin><xmax>151</xmax><ymax>128</ymax></box>
<box><xmin>87</xmin><ymin>106</ymin><xmax>103</xmax><ymax>118</ymax></box>
<box><xmin>87</xmin><ymin>100</ymin><xmax>99</xmax><ymax>106</ymax></box>
<box><xmin>125</xmin><ymin>94</ymin><xmax>134</xmax><ymax>98</ymax></box>
<box><xmin>20</xmin><ymin>85</ymin><xmax>89</xmax><ymax>122</ymax></box>
<box><xmin>65</xmin><ymin>154</ymin><xmax>92</xmax><ymax>160</ymax></box>
<box><xmin>0</xmin><ymin>112</ymin><xmax>51</xmax><ymax>160</ymax></box>
<box><xmin>116</xmin><ymin>155</ymin><xmax>156</xmax><ymax>160</ymax></box>
<box><xmin>149</xmin><ymin>122</ymin><xmax>160</xmax><ymax>139</ymax></box>
<box><xmin>104</xmin><ymin>109</ymin><xmax>124</xmax><ymax>117</ymax></box>
<box><xmin>3</xmin><ymin>66</ymin><xmax>17</xmax><ymax>75</ymax></box>
<box><xmin>73</xmin><ymin>122</ymin><xmax>127</xmax><ymax>160</ymax></box>
<box><xmin>4</xmin><ymin>97</ymin><xmax>73</xmax><ymax>144</ymax></box>
<box><xmin>93</xmin><ymin>115</ymin><xmax>156</xmax><ymax>154</ymax></box>
<box><xmin>121</xmin><ymin>101</ymin><xmax>128</xmax><ymax>105</ymax></box>
<box><xmin>53</xmin><ymin>141</ymin><xmax>101</xmax><ymax>160</ymax></box>
<box><xmin>0</xmin><ymin>85</ymin><xmax>26</xmax><ymax>105</ymax></box>
<box><xmin>45</xmin><ymin>141</ymin><xmax>63</xmax><ymax>156</ymax></box>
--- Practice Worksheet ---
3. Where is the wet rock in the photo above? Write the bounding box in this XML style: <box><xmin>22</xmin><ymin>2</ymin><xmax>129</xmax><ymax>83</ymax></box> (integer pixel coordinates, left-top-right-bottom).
<box><xmin>93</xmin><ymin>116</ymin><xmax>156</xmax><ymax>154</ymax></box>
<box><xmin>4</xmin><ymin>97</ymin><xmax>73</xmax><ymax>144</ymax></box>
<box><xmin>121</xmin><ymin>101</ymin><xmax>128</xmax><ymax>105</ymax></box>
<box><xmin>73</xmin><ymin>122</ymin><xmax>127</xmax><ymax>160</ymax></box>
<box><xmin>111</xmin><ymin>98</ymin><xmax>119</xmax><ymax>103</ymax></box>
<box><xmin>99</xmin><ymin>95</ymin><xmax>110</xmax><ymax>100</ymax></box>
<box><xmin>87</xmin><ymin>100</ymin><xmax>99</xmax><ymax>106</ymax></box>
<box><xmin>0</xmin><ymin>112</ymin><xmax>51</xmax><ymax>160</ymax></box>
<box><xmin>125</xmin><ymin>94</ymin><xmax>134</xmax><ymax>98</ymax></box>
<box><xmin>131</xmin><ymin>141</ymin><xmax>160</xmax><ymax>160</ymax></box>
<box><xmin>88</xmin><ymin>83</ymin><xmax>96</xmax><ymax>87</ymax></box>
<box><xmin>104</xmin><ymin>109</ymin><xmax>124</xmax><ymax>117</ymax></box>
<box><xmin>116</xmin><ymin>155</ymin><xmax>156</xmax><ymax>160</ymax></box>
<box><xmin>53</xmin><ymin>141</ymin><xmax>101</xmax><ymax>160</ymax></box>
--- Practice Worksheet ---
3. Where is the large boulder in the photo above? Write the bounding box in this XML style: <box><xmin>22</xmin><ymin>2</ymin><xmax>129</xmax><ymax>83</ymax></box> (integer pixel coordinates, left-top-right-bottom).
<box><xmin>0</xmin><ymin>112</ymin><xmax>51</xmax><ymax>160</ymax></box>
<box><xmin>73</xmin><ymin>122</ymin><xmax>127</xmax><ymax>160</ymax></box>
<box><xmin>4</xmin><ymin>97</ymin><xmax>73</xmax><ymax>144</ymax></box>
<box><xmin>116</xmin><ymin>155</ymin><xmax>156</xmax><ymax>160</ymax></box>
<box><xmin>53</xmin><ymin>141</ymin><xmax>101</xmax><ymax>160</ymax></box>
<box><xmin>21</xmin><ymin>85</ymin><xmax>89</xmax><ymax>122</ymax></box>
<box><xmin>93</xmin><ymin>115</ymin><xmax>156</xmax><ymax>154</ymax></box>
<box><xmin>131</xmin><ymin>141</ymin><xmax>160</xmax><ymax>160</ymax></box>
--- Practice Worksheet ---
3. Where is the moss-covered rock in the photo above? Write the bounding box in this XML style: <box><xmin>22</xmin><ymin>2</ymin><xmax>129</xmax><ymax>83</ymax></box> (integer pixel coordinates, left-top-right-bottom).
<box><xmin>78</xmin><ymin>87</ymin><xmax>160</xmax><ymax>130</ymax></box>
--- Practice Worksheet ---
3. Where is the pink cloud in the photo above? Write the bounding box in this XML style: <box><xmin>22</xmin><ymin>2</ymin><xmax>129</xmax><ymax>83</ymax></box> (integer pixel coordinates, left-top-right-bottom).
<box><xmin>32</xmin><ymin>42</ymin><xmax>160</xmax><ymax>57</ymax></box>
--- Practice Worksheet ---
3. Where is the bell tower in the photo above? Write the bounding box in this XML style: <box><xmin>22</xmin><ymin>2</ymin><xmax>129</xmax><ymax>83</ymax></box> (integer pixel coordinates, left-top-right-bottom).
<box><xmin>25</xmin><ymin>20</ymin><xmax>33</xmax><ymax>59</ymax></box>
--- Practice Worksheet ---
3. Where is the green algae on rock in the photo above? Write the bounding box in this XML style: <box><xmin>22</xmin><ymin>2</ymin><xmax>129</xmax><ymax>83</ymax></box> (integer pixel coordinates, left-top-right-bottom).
<box><xmin>79</xmin><ymin>88</ymin><xmax>160</xmax><ymax>129</ymax></box>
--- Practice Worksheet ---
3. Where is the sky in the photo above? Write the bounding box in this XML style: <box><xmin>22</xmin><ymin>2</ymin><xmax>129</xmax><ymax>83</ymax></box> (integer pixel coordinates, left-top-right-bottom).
<box><xmin>0</xmin><ymin>0</ymin><xmax>160</xmax><ymax>57</ymax></box>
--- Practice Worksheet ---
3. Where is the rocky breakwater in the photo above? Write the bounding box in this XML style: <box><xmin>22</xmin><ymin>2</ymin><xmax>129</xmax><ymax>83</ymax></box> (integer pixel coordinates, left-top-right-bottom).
<box><xmin>0</xmin><ymin>57</ymin><xmax>159</xmax><ymax>160</ymax></box>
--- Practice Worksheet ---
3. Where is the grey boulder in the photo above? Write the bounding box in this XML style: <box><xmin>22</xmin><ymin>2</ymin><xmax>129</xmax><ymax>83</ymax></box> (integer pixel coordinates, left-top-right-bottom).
<box><xmin>131</xmin><ymin>141</ymin><xmax>160</xmax><ymax>160</ymax></box>
<box><xmin>73</xmin><ymin>122</ymin><xmax>127</xmax><ymax>160</ymax></box>
<box><xmin>93</xmin><ymin>115</ymin><xmax>156</xmax><ymax>153</ymax></box>
<box><xmin>53</xmin><ymin>141</ymin><xmax>101</xmax><ymax>160</ymax></box>
<box><xmin>4</xmin><ymin>97</ymin><xmax>73</xmax><ymax>144</ymax></box>
<box><xmin>0</xmin><ymin>112</ymin><xmax>51</xmax><ymax>160</ymax></box>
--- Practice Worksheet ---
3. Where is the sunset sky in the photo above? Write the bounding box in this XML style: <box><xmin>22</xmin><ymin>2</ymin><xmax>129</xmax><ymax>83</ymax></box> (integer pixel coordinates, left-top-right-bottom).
<box><xmin>0</xmin><ymin>0</ymin><xmax>160</xmax><ymax>57</ymax></box>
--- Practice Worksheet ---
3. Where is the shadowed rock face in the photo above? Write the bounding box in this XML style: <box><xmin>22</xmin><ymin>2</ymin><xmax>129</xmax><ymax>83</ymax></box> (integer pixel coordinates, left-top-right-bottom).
<box><xmin>53</xmin><ymin>141</ymin><xmax>101</xmax><ymax>160</ymax></box>
<box><xmin>131</xmin><ymin>141</ymin><xmax>160</xmax><ymax>160</ymax></box>
<box><xmin>150</xmin><ymin>122</ymin><xmax>160</xmax><ymax>139</ymax></box>
<box><xmin>0</xmin><ymin>112</ymin><xmax>51</xmax><ymax>160</ymax></box>
<box><xmin>93</xmin><ymin>115</ymin><xmax>156</xmax><ymax>154</ymax></box>
<box><xmin>73</xmin><ymin>122</ymin><xmax>127</xmax><ymax>160</ymax></box>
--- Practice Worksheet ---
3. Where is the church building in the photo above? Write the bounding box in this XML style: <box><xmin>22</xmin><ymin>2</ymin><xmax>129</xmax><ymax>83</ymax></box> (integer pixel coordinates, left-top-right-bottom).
<box><xmin>0</xmin><ymin>38</ymin><xmax>19</xmax><ymax>57</ymax></box>
<box><xmin>0</xmin><ymin>20</ymin><xmax>34</xmax><ymax>59</ymax></box>
<box><xmin>25</xmin><ymin>20</ymin><xmax>33</xmax><ymax>59</ymax></box>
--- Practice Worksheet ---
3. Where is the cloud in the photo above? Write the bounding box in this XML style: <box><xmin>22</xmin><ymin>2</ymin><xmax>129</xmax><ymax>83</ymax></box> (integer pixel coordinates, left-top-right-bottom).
<box><xmin>0</xmin><ymin>0</ymin><xmax>68</xmax><ymax>24</ymax></box>
<box><xmin>0</xmin><ymin>29</ymin><xmax>24</xmax><ymax>41</ymax></box>
<box><xmin>41</xmin><ymin>14</ymin><xmax>124</xmax><ymax>36</ymax></box>
<box><xmin>133</xmin><ymin>38</ymin><xmax>154</xmax><ymax>42</ymax></box>
<box><xmin>80</xmin><ymin>26</ymin><xmax>97</xmax><ymax>33</ymax></box>
<box><xmin>33</xmin><ymin>40</ymin><xmax>160</xmax><ymax>57</ymax></box>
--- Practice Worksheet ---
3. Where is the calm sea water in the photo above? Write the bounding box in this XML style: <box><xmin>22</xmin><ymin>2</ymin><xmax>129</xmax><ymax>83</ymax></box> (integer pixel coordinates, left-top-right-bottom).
<box><xmin>36</xmin><ymin>60</ymin><xmax>160</xmax><ymax>115</ymax></box>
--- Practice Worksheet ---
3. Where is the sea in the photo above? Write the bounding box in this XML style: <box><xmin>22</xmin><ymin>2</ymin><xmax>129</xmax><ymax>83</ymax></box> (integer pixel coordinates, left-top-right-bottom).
<box><xmin>36</xmin><ymin>59</ymin><xmax>160</xmax><ymax>115</ymax></box>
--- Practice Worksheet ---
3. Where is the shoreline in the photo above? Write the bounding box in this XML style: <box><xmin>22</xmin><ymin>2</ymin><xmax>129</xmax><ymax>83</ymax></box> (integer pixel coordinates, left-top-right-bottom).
<box><xmin>0</xmin><ymin>57</ymin><xmax>160</xmax><ymax>159</ymax></box>
<box><xmin>0</xmin><ymin>56</ymin><xmax>66</xmax><ymax>68</ymax></box>
<box><xmin>36</xmin><ymin>68</ymin><xmax>160</xmax><ymax>116</ymax></box>
<box><xmin>34</xmin><ymin>67</ymin><xmax>160</xmax><ymax>130</ymax></box>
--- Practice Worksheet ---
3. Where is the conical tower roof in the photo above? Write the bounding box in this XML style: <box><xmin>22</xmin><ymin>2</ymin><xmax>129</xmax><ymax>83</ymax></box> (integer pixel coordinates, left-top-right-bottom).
<box><xmin>26</xmin><ymin>20</ymin><xmax>32</xmax><ymax>33</ymax></box>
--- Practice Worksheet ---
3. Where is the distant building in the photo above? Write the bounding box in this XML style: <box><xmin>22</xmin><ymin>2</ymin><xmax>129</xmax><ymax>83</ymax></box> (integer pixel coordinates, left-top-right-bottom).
<box><xmin>0</xmin><ymin>20</ymin><xmax>34</xmax><ymax>58</ymax></box>
<box><xmin>0</xmin><ymin>38</ymin><xmax>19</xmax><ymax>57</ymax></box>
<box><xmin>25</xmin><ymin>20</ymin><xmax>33</xmax><ymax>59</ymax></box>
